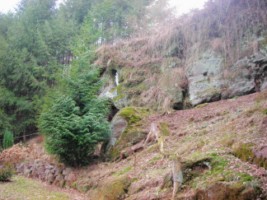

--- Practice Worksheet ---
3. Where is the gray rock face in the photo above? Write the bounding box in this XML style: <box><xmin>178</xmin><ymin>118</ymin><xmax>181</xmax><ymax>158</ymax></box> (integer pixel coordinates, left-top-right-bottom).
<box><xmin>101</xmin><ymin>42</ymin><xmax>267</xmax><ymax>109</ymax></box>
<box><xmin>187</xmin><ymin>51</ymin><xmax>267</xmax><ymax>106</ymax></box>
<box><xmin>108</xmin><ymin>114</ymin><xmax>128</xmax><ymax>147</ymax></box>
<box><xmin>223</xmin><ymin>53</ymin><xmax>267</xmax><ymax>98</ymax></box>
<box><xmin>187</xmin><ymin>51</ymin><xmax>223</xmax><ymax>106</ymax></box>
<box><xmin>222</xmin><ymin>58</ymin><xmax>255</xmax><ymax>98</ymax></box>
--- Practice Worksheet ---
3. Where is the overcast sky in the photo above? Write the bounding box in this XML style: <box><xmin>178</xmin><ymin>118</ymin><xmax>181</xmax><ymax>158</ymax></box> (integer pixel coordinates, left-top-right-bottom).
<box><xmin>0</xmin><ymin>0</ymin><xmax>208</xmax><ymax>15</ymax></box>
<box><xmin>0</xmin><ymin>0</ymin><xmax>19</xmax><ymax>13</ymax></box>
<box><xmin>169</xmin><ymin>0</ymin><xmax>208</xmax><ymax>15</ymax></box>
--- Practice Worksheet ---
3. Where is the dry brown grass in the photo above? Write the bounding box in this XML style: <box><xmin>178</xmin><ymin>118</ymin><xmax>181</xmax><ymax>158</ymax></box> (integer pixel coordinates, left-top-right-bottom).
<box><xmin>95</xmin><ymin>0</ymin><xmax>267</xmax><ymax>112</ymax></box>
<box><xmin>95</xmin><ymin>20</ymin><xmax>185</xmax><ymax>69</ymax></box>
<box><xmin>181</xmin><ymin>0</ymin><xmax>267</xmax><ymax>66</ymax></box>
<box><xmin>0</xmin><ymin>137</ymin><xmax>56</xmax><ymax>166</ymax></box>
<box><xmin>1</xmin><ymin>92</ymin><xmax>267</xmax><ymax>199</ymax></box>
<box><xmin>96</xmin><ymin>0</ymin><xmax>267</xmax><ymax>82</ymax></box>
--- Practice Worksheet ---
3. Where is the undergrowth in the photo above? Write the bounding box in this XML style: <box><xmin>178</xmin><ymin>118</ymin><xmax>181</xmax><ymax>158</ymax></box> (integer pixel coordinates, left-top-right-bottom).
<box><xmin>0</xmin><ymin>163</ymin><xmax>14</xmax><ymax>182</ymax></box>
<box><xmin>187</xmin><ymin>153</ymin><xmax>255</xmax><ymax>190</ymax></box>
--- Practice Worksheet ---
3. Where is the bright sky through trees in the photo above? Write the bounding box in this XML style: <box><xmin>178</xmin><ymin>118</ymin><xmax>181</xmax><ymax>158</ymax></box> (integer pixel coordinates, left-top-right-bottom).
<box><xmin>0</xmin><ymin>0</ymin><xmax>63</xmax><ymax>12</ymax></box>
<box><xmin>0</xmin><ymin>0</ymin><xmax>208</xmax><ymax>15</ymax></box>
<box><xmin>169</xmin><ymin>0</ymin><xmax>208</xmax><ymax>15</ymax></box>
<box><xmin>0</xmin><ymin>0</ymin><xmax>20</xmax><ymax>13</ymax></box>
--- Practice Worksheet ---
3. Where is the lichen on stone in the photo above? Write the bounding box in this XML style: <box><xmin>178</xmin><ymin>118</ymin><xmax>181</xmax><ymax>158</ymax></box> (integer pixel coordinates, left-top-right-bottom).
<box><xmin>89</xmin><ymin>176</ymin><xmax>132</xmax><ymax>200</ymax></box>
<box><xmin>108</xmin><ymin>107</ymin><xmax>149</xmax><ymax>160</ymax></box>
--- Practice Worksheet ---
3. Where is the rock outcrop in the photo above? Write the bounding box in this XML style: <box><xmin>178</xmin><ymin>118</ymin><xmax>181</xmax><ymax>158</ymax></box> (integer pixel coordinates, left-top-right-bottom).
<box><xmin>100</xmin><ymin>50</ymin><xmax>267</xmax><ymax>109</ymax></box>
<box><xmin>187</xmin><ymin>51</ymin><xmax>223</xmax><ymax>106</ymax></box>
<box><xmin>97</xmin><ymin>0</ymin><xmax>267</xmax><ymax>110</ymax></box>
<box><xmin>107</xmin><ymin>107</ymin><xmax>149</xmax><ymax>160</ymax></box>
<box><xmin>188</xmin><ymin>52</ymin><xmax>267</xmax><ymax>106</ymax></box>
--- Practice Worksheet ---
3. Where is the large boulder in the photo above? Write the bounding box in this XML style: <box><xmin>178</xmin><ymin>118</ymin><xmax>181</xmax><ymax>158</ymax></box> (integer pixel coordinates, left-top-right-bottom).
<box><xmin>187</xmin><ymin>51</ymin><xmax>223</xmax><ymax>106</ymax></box>
<box><xmin>109</xmin><ymin>114</ymin><xmax>128</xmax><ymax>147</ymax></box>
<box><xmin>222</xmin><ymin>53</ymin><xmax>267</xmax><ymax>98</ymax></box>
<box><xmin>89</xmin><ymin>176</ymin><xmax>132</xmax><ymax>200</ymax></box>
<box><xmin>187</xmin><ymin>51</ymin><xmax>267</xmax><ymax>106</ymax></box>
<box><xmin>107</xmin><ymin>107</ymin><xmax>149</xmax><ymax>160</ymax></box>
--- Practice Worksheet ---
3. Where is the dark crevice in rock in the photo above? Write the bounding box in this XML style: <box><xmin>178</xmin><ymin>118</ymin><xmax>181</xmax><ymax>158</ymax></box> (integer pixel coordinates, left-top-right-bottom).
<box><xmin>183</xmin><ymin>158</ymin><xmax>211</xmax><ymax>183</ymax></box>
<box><xmin>111</xmin><ymin>68</ymin><xmax>117</xmax><ymax>76</ymax></box>
<box><xmin>172</xmin><ymin>102</ymin><xmax>183</xmax><ymax>110</ymax></box>
<box><xmin>173</xmin><ymin>86</ymin><xmax>191</xmax><ymax>111</ymax></box>
<box><xmin>108</xmin><ymin>103</ymin><xmax>119</xmax><ymax>122</ymax></box>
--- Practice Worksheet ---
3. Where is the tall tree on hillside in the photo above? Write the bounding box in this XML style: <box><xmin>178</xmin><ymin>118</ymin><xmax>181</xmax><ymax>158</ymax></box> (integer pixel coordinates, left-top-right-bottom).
<box><xmin>39</xmin><ymin>62</ymin><xmax>110</xmax><ymax>167</ymax></box>
<box><xmin>59</xmin><ymin>0</ymin><xmax>97</xmax><ymax>24</ymax></box>
<box><xmin>88</xmin><ymin>0</ymin><xmax>154</xmax><ymax>43</ymax></box>
<box><xmin>0</xmin><ymin>0</ymin><xmax>75</xmax><ymax>140</ymax></box>
<box><xmin>0</xmin><ymin>14</ymin><xmax>13</xmax><ymax>137</ymax></box>
<box><xmin>146</xmin><ymin>0</ymin><xmax>174</xmax><ymax>26</ymax></box>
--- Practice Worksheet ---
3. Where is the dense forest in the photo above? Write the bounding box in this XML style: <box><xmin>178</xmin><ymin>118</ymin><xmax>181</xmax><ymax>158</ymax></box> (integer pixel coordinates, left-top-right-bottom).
<box><xmin>0</xmin><ymin>0</ymin><xmax>171</xmax><ymax>165</ymax></box>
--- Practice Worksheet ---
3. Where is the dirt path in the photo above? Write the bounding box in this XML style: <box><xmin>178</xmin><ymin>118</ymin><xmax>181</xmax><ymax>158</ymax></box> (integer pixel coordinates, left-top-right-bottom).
<box><xmin>0</xmin><ymin>176</ymin><xmax>86</xmax><ymax>200</ymax></box>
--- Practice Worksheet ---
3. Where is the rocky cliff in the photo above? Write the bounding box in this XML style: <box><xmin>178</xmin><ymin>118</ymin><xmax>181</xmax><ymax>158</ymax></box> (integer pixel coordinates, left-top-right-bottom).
<box><xmin>98</xmin><ymin>0</ymin><xmax>267</xmax><ymax>110</ymax></box>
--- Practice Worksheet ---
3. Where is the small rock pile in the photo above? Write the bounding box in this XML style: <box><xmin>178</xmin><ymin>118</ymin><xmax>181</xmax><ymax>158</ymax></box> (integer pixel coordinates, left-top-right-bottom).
<box><xmin>0</xmin><ymin>138</ymin><xmax>78</xmax><ymax>188</ymax></box>
<box><xmin>16</xmin><ymin>160</ymin><xmax>76</xmax><ymax>187</ymax></box>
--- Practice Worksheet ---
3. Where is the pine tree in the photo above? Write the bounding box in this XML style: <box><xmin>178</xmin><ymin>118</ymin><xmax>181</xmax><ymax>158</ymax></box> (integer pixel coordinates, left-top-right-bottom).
<box><xmin>39</xmin><ymin>66</ymin><xmax>110</xmax><ymax>167</ymax></box>
<box><xmin>88</xmin><ymin>0</ymin><xmax>154</xmax><ymax>43</ymax></box>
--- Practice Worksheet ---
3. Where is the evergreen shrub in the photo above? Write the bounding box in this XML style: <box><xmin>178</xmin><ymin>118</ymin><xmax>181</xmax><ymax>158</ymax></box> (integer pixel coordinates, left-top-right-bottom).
<box><xmin>39</xmin><ymin>69</ymin><xmax>110</xmax><ymax>167</ymax></box>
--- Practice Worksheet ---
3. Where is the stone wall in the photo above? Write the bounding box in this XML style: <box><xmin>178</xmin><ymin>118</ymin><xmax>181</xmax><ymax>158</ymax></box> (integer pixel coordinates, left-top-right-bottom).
<box><xmin>16</xmin><ymin>160</ymin><xmax>76</xmax><ymax>188</ymax></box>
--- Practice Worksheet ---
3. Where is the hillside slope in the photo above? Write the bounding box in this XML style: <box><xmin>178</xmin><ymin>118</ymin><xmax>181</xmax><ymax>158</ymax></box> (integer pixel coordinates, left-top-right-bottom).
<box><xmin>1</xmin><ymin>91</ymin><xmax>267</xmax><ymax>199</ymax></box>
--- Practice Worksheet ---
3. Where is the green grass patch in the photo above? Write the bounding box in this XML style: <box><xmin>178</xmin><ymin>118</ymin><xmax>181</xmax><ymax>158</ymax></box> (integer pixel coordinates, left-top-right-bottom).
<box><xmin>0</xmin><ymin>176</ymin><xmax>70</xmax><ymax>200</ymax></box>
<box><xmin>113</xmin><ymin>166</ymin><xmax>132</xmax><ymax>177</ymax></box>
<box><xmin>149</xmin><ymin>155</ymin><xmax>163</xmax><ymax>164</ymax></box>
<box><xmin>189</xmin><ymin>153</ymin><xmax>255</xmax><ymax>190</ymax></box>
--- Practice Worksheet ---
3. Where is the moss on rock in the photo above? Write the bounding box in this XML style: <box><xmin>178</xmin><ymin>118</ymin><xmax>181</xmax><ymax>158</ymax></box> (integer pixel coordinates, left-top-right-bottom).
<box><xmin>90</xmin><ymin>176</ymin><xmax>132</xmax><ymax>200</ymax></box>
<box><xmin>184</xmin><ymin>153</ymin><xmax>257</xmax><ymax>192</ymax></box>
<box><xmin>108</xmin><ymin>107</ymin><xmax>149</xmax><ymax>160</ymax></box>
<box><xmin>118</xmin><ymin>107</ymin><xmax>147</xmax><ymax>125</ymax></box>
